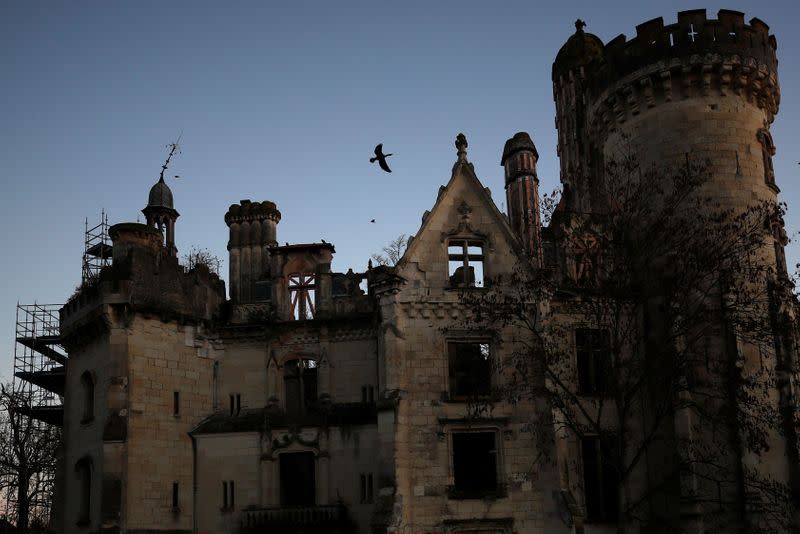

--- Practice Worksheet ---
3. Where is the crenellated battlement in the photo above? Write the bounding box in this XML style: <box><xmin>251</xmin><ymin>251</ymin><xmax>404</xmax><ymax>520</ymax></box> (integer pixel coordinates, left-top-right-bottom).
<box><xmin>224</xmin><ymin>199</ymin><xmax>281</xmax><ymax>225</ymax></box>
<box><xmin>594</xmin><ymin>10</ymin><xmax>777</xmax><ymax>92</ymax></box>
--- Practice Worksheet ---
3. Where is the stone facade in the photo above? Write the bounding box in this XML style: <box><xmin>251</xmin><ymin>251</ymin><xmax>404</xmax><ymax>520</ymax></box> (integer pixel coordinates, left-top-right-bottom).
<box><xmin>52</xmin><ymin>9</ymin><xmax>798</xmax><ymax>534</ymax></box>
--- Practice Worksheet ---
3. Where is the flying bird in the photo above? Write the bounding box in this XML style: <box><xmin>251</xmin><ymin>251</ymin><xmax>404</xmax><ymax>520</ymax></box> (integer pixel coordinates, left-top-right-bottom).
<box><xmin>370</xmin><ymin>143</ymin><xmax>393</xmax><ymax>173</ymax></box>
<box><xmin>370</xmin><ymin>219</ymin><xmax>376</xmax><ymax>223</ymax></box>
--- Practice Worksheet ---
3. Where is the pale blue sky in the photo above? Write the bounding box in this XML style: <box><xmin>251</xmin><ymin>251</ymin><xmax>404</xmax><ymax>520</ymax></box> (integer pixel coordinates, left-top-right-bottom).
<box><xmin>2</xmin><ymin>1</ymin><xmax>799</xmax><ymax>379</ymax></box>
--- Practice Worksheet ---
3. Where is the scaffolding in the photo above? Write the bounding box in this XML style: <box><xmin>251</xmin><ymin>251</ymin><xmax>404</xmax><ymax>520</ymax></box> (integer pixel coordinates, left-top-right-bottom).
<box><xmin>12</xmin><ymin>303</ymin><xmax>66</xmax><ymax>422</ymax></box>
<box><xmin>82</xmin><ymin>209</ymin><xmax>112</xmax><ymax>284</ymax></box>
<box><xmin>5</xmin><ymin>303</ymin><xmax>66</xmax><ymax>527</ymax></box>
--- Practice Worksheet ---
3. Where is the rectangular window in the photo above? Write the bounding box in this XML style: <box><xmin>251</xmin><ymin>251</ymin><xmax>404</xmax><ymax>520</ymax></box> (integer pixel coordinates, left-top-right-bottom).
<box><xmin>448</xmin><ymin>240</ymin><xmax>485</xmax><ymax>287</ymax></box>
<box><xmin>451</xmin><ymin>431</ymin><xmax>498</xmax><ymax>497</ymax></box>
<box><xmin>223</xmin><ymin>480</ymin><xmax>235</xmax><ymax>510</ymax></box>
<box><xmin>229</xmin><ymin>394</ymin><xmax>241</xmax><ymax>415</ymax></box>
<box><xmin>581</xmin><ymin>436</ymin><xmax>619</xmax><ymax>523</ymax></box>
<box><xmin>280</xmin><ymin>452</ymin><xmax>316</xmax><ymax>506</ymax></box>
<box><xmin>360</xmin><ymin>473</ymin><xmax>374</xmax><ymax>503</ymax></box>
<box><xmin>172</xmin><ymin>481</ymin><xmax>179</xmax><ymax>510</ymax></box>
<box><xmin>173</xmin><ymin>391</ymin><xmax>180</xmax><ymax>416</ymax></box>
<box><xmin>285</xmin><ymin>359</ymin><xmax>317</xmax><ymax>414</ymax></box>
<box><xmin>448</xmin><ymin>342</ymin><xmax>491</xmax><ymax>398</ymax></box>
<box><xmin>361</xmin><ymin>385</ymin><xmax>375</xmax><ymax>404</ymax></box>
<box><xmin>576</xmin><ymin>329</ymin><xmax>610</xmax><ymax>395</ymax></box>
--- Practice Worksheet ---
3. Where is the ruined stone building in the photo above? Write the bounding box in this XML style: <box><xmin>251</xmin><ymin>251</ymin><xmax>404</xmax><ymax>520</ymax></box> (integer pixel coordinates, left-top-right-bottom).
<box><xmin>14</xmin><ymin>8</ymin><xmax>798</xmax><ymax>534</ymax></box>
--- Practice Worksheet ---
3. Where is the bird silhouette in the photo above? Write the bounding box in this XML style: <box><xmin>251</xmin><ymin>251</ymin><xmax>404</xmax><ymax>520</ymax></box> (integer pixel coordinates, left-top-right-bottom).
<box><xmin>370</xmin><ymin>219</ymin><xmax>376</xmax><ymax>223</ymax></box>
<box><xmin>370</xmin><ymin>143</ymin><xmax>393</xmax><ymax>173</ymax></box>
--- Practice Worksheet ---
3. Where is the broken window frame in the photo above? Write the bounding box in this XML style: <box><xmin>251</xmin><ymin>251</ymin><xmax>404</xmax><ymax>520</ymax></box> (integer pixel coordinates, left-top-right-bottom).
<box><xmin>447</xmin><ymin>240</ymin><xmax>485</xmax><ymax>288</ymax></box>
<box><xmin>447</xmin><ymin>341</ymin><xmax>492</xmax><ymax>400</ymax></box>
<box><xmin>284</xmin><ymin>358</ymin><xmax>318</xmax><ymax>413</ymax></box>
<box><xmin>581</xmin><ymin>435</ymin><xmax>620</xmax><ymax>524</ymax></box>
<box><xmin>575</xmin><ymin>329</ymin><xmax>611</xmax><ymax>396</ymax></box>
<box><xmin>288</xmin><ymin>272</ymin><xmax>316</xmax><ymax>320</ymax></box>
<box><xmin>448</xmin><ymin>430</ymin><xmax>502</xmax><ymax>499</ymax></box>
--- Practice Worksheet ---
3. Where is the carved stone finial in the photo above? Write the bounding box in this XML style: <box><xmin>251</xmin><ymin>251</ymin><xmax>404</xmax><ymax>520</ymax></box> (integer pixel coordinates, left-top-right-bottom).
<box><xmin>455</xmin><ymin>133</ymin><xmax>468</xmax><ymax>162</ymax></box>
<box><xmin>575</xmin><ymin>19</ymin><xmax>586</xmax><ymax>32</ymax></box>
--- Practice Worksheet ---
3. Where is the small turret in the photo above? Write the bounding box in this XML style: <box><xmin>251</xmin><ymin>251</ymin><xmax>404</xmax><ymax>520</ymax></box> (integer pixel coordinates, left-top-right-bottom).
<box><xmin>502</xmin><ymin>132</ymin><xmax>542</xmax><ymax>266</ymax></box>
<box><xmin>224</xmin><ymin>199</ymin><xmax>281</xmax><ymax>304</ymax></box>
<box><xmin>142</xmin><ymin>176</ymin><xmax>179</xmax><ymax>257</ymax></box>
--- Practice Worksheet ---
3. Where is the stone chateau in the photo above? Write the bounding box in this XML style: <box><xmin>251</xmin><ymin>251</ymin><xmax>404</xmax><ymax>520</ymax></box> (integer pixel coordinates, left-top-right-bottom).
<box><xmin>21</xmin><ymin>8</ymin><xmax>798</xmax><ymax>534</ymax></box>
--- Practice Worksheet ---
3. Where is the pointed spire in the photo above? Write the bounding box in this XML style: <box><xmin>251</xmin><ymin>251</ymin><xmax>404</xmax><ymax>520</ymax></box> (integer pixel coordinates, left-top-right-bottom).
<box><xmin>455</xmin><ymin>133</ymin><xmax>468</xmax><ymax>163</ymax></box>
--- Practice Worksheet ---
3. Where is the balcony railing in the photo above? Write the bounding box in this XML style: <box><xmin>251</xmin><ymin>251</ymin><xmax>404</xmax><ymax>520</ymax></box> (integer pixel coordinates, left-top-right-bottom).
<box><xmin>242</xmin><ymin>504</ymin><xmax>346</xmax><ymax>529</ymax></box>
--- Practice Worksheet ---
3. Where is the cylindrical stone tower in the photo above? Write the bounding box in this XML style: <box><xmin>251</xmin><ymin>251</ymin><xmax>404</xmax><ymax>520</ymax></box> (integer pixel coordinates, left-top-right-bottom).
<box><xmin>224</xmin><ymin>200</ymin><xmax>281</xmax><ymax>304</ymax></box>
<box><xmin>502</xmin><ymin>132</ymin><xmax>543</xmax><ymax>266</ymax></box>
<box><xmin>553</xmin><ymin>10</ymin><xmax>780</xmax><ymax>217</ymax></box>
<box><xmin>552</xmin><ymin>10</ymin><xmax>791</xmax><ymax>531</ymax></box>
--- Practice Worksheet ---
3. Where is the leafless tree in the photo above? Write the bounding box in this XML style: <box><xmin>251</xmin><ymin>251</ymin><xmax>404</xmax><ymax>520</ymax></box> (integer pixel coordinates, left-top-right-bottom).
<box><xmin>182</xmin><ymin>246</ymin><xmax>222</xmax><ymax>275</ymax></box>
<box><xmin>0</xmin><ymin>382</ymin><xmax>60</xmax><ymax>533</ymax></box>
<box><xmin>461</xmin><ymin>151</ymin><xmax>796</xmax><ymax>533</ymax></box>
<box><xmin>371</xmin><ymin>234</ymin><xmax>407</xmax><ymax>266</ymax></box>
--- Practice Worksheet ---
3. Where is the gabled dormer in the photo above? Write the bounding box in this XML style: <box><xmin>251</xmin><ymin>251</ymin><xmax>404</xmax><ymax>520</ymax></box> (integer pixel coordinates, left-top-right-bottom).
<box><xmin>396</xmin><ymin>134</ymin><xmax>527</xmax><ymax>295</ymax></box>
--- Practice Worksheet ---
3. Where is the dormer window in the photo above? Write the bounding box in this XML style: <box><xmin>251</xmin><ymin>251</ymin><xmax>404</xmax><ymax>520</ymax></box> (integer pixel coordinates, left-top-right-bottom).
<box><xmin>289</xmin><ymin>273</ymin><xmax>315</xmax><ymax>320</ymax></box>
<box><xmin>448</xmin><ymin>240</ymin><xmax>484</xmax><ymax>287</ymax></box>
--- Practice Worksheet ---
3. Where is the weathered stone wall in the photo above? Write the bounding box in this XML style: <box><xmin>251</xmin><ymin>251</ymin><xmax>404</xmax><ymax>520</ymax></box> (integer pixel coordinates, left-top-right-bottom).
<box><xmin>124</xmin><ymin>316</ymin><xmax>216</xmax><ymax>532</ymax></box>
<box><xmin>384</xmin><ymin>160</ymin><xmax>564</xmax><ymax>532</ymax></box>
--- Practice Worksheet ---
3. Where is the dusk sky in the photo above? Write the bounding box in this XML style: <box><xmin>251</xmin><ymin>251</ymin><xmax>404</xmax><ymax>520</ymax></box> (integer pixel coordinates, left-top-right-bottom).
<box><xmin>2</xmin><ymin>1</ymin><xmax>798</xmax><ymax>379</ymax></box>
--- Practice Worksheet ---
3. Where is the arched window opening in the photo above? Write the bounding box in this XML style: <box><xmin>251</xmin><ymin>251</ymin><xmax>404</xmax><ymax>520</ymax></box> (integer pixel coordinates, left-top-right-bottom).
<box><xmin>284</xmin><ymin>358</ymin><xmax>318</xmax><ymax>413</ymax></box>
<box><xmin>289</xmin><ymin>273</ymin><xmax>316</xmax><ymax>320</ymax></box>
<box><xmin>80</xmin><ymin>372</ymin><xmax>94</xmax><ymax>423</ymax></box>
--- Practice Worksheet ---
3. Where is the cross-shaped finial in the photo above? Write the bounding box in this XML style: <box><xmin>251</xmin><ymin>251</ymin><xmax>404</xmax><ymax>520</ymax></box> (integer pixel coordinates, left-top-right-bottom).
<box><xmin>575</xmin><ymin>19</ymin><xmax>586</xmax><ymax>32</ymax></box>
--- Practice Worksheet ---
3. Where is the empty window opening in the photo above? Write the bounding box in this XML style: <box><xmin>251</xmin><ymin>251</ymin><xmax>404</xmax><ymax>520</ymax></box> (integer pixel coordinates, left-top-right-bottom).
<box><xmin>280</xmin><ymin>452</ymin><xmax>316</xmax><ymax>506</ymax></box>
<box><xmin>360</xmin><ymin>473</ymin><xmax>374</xmax><ymax>503</ymax></box>
<box><xmin>361</xmin><ymin>385</ymin><xmax>375</xmax><ymax>404</ymax></box>
<box><xmin>222</xmin><ymin>480</ymin><xmax>235</xmax><ymax>510</ymax></box>
<box><xmin>76</xmin><ymin>458</ymin><xmax>91</xmax><ymax>525</ymax></box>
<box><xmin>448</xmin><ymin>240</ymin><xmax>485</xmax><ymax>287</ymax></box>
<box><xmin>229</xmin><ymin>393</ymin><xmax>241</xmax><ymax>415</ymax></box>
<box><xmin>576</xmin><ymin>329</ymin><xmax>611</xmax><ymax>396</ymax></box>
<box><xmin>448</xmin><ymin>342</ymin><xmax>491</xmax><ymax>398</ymax></box>
<box><xmin>289</xmin><ymin>273</ymin><xmax>316</xmax><ymax>320</ymax></box>
<box><xmin>284</xmin><ymin>359</ymin><xmax>318</xmax><ymax>413</ymax></box>
<box><xmin>173</xmin><ymin>391</ymin><xmax>180</xmax><ymax>416</ymax></box>
<box><xmin>581</xmin><ymin>436</ymin><xmax>619</xmax><ymax>523</ymax></box>
<box><xmin>452</xmin><ymin>432</ymin><xmax>498</xmax><ymax>495</ymax></box>
<box><xmin>172</xmin><ymin>481</ymin><xmax>179</xmax><ymax>510</ymax></box>
<box><xmin>81</xmin><ymin>372</ymin><xmax>94</xmax><ymax>423</ymax></box>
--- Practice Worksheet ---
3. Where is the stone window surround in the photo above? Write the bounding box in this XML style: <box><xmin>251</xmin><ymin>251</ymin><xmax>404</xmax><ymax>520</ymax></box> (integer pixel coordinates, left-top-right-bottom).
<box><xmin>445</xmin><ymin>424</ymin><xmax>506</xmax><ymax>500</ymax></box>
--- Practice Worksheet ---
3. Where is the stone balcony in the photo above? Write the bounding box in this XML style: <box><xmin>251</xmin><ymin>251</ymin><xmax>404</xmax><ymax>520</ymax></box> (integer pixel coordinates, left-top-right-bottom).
<box><xmin>241</xmin><ymin>504</ymin><xmax>348</xmax><ymax>531</ymax></box>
